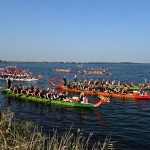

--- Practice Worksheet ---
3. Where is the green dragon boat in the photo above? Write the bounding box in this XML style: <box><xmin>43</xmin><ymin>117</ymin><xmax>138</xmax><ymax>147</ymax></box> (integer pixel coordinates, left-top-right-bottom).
<box><xmin>128</xmin><ymin>87</ymin><xmax>150</xmax><ymax>91</ymax></box>
<box><xmin>0</xmin><ymin>88</ymin><xmax>110</xmax><ymax>108</ymax></box>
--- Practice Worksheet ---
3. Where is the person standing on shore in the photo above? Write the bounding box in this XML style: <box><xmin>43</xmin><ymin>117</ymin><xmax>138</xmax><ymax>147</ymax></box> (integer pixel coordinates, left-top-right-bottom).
<box><xmin>6</xmin><ymin>77</ymin><xmax>12</xmax><ymax>89</ymax></box>
<box><xmin>63</xmin><ymin>76</ymin><xmax>67</xmax><ymax>86</ymax></box>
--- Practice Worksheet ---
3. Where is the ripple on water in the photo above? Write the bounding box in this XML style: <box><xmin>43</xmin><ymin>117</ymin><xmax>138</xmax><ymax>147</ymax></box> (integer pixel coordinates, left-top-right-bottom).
<box><xmin>0</xmin><ymin>63</ymin><xmax>150</xmax><ymax>149</ymax></box>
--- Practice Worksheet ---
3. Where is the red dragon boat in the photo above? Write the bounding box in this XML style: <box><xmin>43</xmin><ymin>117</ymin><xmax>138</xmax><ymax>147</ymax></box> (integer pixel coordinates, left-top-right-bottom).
<box><xmin>48</xmin><ymin>78</ymin><xmax>150</xmax><ymax>100</ymax></box>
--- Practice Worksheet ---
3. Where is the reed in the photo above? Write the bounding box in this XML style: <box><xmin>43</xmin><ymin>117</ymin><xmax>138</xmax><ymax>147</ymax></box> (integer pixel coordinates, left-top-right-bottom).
<box><xmin>0</xmin><ymin>108</ymin><xmax>116</xmax><ymax>150</ymax></box>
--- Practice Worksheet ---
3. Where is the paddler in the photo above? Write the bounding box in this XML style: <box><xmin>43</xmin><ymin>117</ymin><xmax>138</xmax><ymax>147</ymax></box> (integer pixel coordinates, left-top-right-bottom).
<box><xmin>63</xmin><ymin>76</ymin><xmax>67</xmax><ymax>86</ymax></box>
<box><xmin>79</xmin><ymin>91</ymin><xmax>85</xmax><ymax>103</ymax></box>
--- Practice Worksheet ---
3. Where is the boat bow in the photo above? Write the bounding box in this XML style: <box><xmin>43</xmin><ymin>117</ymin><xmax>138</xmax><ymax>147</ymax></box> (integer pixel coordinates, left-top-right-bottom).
<box><xmin>48</xmin><ymin>77</ymin><xmax>64</xmax><ymax>89</ymax></box>
<box><xmin>94</xmin><ymin>96</ymin><xmax>110</xmax><ymax>107</ymax></box>
<box><xmin>57</xmin><ymin>76</ymin><xmax>64</xmax><ymax>83</ymax></box>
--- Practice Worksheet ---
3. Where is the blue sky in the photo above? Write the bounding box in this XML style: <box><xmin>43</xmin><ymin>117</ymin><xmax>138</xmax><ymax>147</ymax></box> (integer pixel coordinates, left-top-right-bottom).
<box><xmin>0</xmin><ymin>0</ymin><xmax>150</xmax><ymax>63</ymax></box>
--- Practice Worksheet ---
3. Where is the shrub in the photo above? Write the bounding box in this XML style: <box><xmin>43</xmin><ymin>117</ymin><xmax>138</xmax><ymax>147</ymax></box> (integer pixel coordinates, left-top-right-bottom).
<box><xmin>0</xmin><ymin>108</ymin><xmax>116</xmax><ymax>150</ymax></box>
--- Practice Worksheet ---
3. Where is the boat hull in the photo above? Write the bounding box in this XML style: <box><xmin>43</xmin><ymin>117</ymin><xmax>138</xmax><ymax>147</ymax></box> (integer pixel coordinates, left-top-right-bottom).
<box><xmin>0</xmin><ymin>77</ymin><xmax>39</xmax><ymax>82</ymax></box>
<box><xmin>8</xmin><ymin>93</ymin><xmax>94</xmax><ymax>108</ymax></box>
<box><xmin>0</xmin><ymin>88</ymin><xmax>99</xmax><ymax>108</ymax></box>
<box><xmin>48</xmin><ymin>78</ymin><xmax>150</xmax><ymax>100</ymax></box>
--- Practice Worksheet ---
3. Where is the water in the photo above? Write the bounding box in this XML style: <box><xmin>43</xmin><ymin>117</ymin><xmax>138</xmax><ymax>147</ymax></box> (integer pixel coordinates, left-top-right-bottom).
<box><xmin>0</xmin><ymin>63</ymin><xmax>150</xmax><ymax>149</ymax></box>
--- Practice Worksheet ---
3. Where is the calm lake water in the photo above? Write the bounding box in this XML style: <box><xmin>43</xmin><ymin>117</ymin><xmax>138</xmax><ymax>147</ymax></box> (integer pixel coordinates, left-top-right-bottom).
<box><xmin>0</xmin><ymin>63</ymin><xmax>150</xmax><ymax>149</ymax></box>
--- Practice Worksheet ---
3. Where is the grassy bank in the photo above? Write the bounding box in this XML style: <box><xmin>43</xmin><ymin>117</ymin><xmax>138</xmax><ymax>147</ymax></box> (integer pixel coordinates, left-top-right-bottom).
<box><xmin>0</xmin><ymin>108</ymin><xmax>116</xmax><ymax>150</ymax></box>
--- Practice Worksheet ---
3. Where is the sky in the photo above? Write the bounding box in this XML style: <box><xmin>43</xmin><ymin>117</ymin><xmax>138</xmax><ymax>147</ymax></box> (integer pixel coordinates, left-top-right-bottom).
<box><xmin>0</xmin><ymin>0</ymin><xmax>150</xmax><ymax>63</ymax></box>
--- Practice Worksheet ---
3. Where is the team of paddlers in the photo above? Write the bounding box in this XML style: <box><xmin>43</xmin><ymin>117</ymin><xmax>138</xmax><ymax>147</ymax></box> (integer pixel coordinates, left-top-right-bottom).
<box><xmin>53</xmin><ymin>68</ymin><xmax>75</xmax><ymax>73</ymax></box>
<box><xmin>0</xmin><ymin>66</ymin><xmax>30</xmax><ymax>77</ymax></box>
<box><xmin>59</xmin><ymin>76</ymin><xmax>149</xmax><ymax>95</ymax></box>
<box><xmin>0</xmin><ymin>66</ymin><xmax>42</xmax><ymax>80</ymax></box>
<box><xmin>52</xmin><ymin>67</ymin><xmax>112</xmax><ymax>75</ymax></box>
<box><xmin>1</xmin><ymin>66</ymin><xmax>149</xmax><ymax>102</ymax></box>
<box><xmin>79</xmin><ymin>68</ymin><xmax>112</xmax><ymax>75</ymax></box>
<box><xmin>0</xmin><ymin>73</ymin><xmax>35</xmax><ymax>80</ymax></box>
<box><xmin>5</xmin><ymin>81</ymin><xmax>90</xmax><ymax>103</ymax></box>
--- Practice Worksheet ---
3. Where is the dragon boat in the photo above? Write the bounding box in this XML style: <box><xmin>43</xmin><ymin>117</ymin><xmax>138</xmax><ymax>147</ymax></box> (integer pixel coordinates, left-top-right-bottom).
<box><xmin>48</xmin><ymin>78</ymin><xmax>150</xmax><ymax>100</ymax></box>
<box><xmin>79</xmin><ymin>68</ymin><xmax>112</xmax><ymax>76</ymax></box>
<box><xmin>80</xmin><ymin>71</ymin><xmax>112</xmax><ymax>76</ymax></box>
<box><xmin>53</xmin><ymin>69</ymin><xmax>75</xmax><ymax>73</ymax></box>
<box><xmin>0</xmin><ymin>76</ymin><xmax>43</xmax><ymax>82</ymax></box>
<box><xmin>127</xmin><ymin>87</ymin><xmax>150</xmax><ymax>91</ymax></box>
<box><xmin>0</xmin><ymin>66</ymin><xmax>43</xmax><ymax>82</ymax></box>
<box><xmin>0</xmin><ymin>87</ymin><xmax>110</xmax><ymax>108</ymax></box>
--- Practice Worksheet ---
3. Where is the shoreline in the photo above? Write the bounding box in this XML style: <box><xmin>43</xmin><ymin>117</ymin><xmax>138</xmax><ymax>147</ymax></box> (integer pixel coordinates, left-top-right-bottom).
<box><xmin>0</xmin><ymin>61</ymin><xmax>149</xmax><ymax>64</ymax></box>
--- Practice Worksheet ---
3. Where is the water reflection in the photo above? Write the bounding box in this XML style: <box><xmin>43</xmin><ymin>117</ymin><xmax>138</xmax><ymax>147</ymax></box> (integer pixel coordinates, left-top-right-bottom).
<box><xmin>1</xmin><ymin>95</ymin><xmax>109</xmax><ymax>129</ymax></box>
<box><xmin>1</xmin><ymin>63</ymin><xmax>150</xmax><ymax>149</ymax></box>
